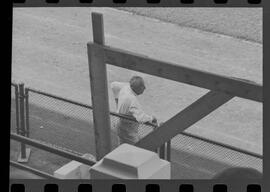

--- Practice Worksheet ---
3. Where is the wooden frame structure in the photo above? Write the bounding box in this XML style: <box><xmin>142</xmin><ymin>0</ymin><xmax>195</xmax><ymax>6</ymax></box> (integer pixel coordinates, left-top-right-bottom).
<box><xmin>87</xmin><ymin>12</ymin><xmax>263</xmax><ymax>160</ymax></box>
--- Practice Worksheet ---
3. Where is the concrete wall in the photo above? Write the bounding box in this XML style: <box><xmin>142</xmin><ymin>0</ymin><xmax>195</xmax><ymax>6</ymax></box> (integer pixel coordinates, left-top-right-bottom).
<box><xmin>117</xmin><ymin>8</ymin><xmax>262</xmax><ymax>43</ymax></box>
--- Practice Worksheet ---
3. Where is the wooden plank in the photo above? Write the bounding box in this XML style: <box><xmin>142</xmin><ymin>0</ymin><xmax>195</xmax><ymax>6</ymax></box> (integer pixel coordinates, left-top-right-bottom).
<box><xmin>135</xmin><ymin>91</ymin><xmax>234</xmax><ymax>151</ymax></box>
<box><xmin>88</xmin><ymin>13</ymin><xmax>111</xmax><ymax>160</ymax></box>
<box><xmin>87</xmin><ymin>44</ymin><xmax>262</xmax><ymax>102</ymax></box>
<box><xmin>92</xmin><ymin>13</ymin><xmax>105</xmax><ymax>45</ymax></box>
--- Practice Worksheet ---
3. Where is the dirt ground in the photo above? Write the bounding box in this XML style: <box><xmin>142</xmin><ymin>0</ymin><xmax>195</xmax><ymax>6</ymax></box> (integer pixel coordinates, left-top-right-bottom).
<box><xmin>11</xmin><ymin>8</ymin><xmax>262</xmax><ymax>178</ymax></box>
<box><xmin>118</xmin><ymin>8</ymin><xmax>262</xmax><ymax>43</ymax></box>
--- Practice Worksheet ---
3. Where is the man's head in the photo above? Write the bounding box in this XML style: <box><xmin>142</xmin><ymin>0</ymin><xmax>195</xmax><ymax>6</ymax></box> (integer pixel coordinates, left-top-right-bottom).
<box><xmin>129</xmin><ymin>76</ymin><xmax>146</xmax><ymax>95</ymax></box>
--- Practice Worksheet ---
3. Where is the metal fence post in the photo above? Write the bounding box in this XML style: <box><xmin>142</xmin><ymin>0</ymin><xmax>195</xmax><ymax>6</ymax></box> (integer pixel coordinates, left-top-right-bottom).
<box><xmin>166</xmin><ymin>140</ymin><xmax>171</xmax><ymax>161</ymax></box>
<box><xmin>14</xmin><ymin>85</ymin><xmax>20</xmax><ymax>135</ymax></box>
<box><xmin>25</xmin><ymin>88</ymin><xmax>30</xmax><ymax>138</ymax></box>
<box><xmin>17</xmin><ymin>83</ymin><xmax>31</xmax><ymax>163</ymax></box>
<box><xmin>159</xmin><ymin>143</ymin><xmax>165</xmax><ymax>159</ymax></box>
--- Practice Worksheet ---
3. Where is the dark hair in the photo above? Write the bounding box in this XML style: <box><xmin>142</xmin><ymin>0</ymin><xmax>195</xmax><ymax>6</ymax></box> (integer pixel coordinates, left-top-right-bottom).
<box><xmin>129</xmin><ymin>76</ymin><xmax>145</xmax><ymax>94</ymax></box>
<box><xmin>212</xmin><ymin>167</ymin><xmax>262</xmax><ymax>180</ymax></box>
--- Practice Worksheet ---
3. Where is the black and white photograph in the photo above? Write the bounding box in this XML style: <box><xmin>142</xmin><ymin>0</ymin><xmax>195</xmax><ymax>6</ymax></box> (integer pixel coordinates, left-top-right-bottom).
<box><xmin>10</xmin><ymin>7</ymin><xmax>262</xmax><ymax>180</ymax></box>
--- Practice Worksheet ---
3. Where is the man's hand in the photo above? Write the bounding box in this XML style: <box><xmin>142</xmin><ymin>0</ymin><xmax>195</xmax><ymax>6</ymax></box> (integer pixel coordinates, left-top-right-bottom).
<box><xmin>151</xmin><ymin>116</ymin><xmax>158</xmax><ymax>125</ymax></box>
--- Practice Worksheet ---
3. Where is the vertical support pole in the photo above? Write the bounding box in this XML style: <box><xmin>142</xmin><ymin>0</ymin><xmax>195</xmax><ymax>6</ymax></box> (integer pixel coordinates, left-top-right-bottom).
<box><xmin>14</xmin><ymin>85</ymin><xmax>20</xmax><ymax>135</ymax></box>
<box><xmin>18</xmin><ymin>83</ymin><xmax>26</xmax><ymax>159</ymax></box>
<box><xmin>17</xmin><ymin>83</ymin><xmax>31</xmax><ymax>163</ymax></box>
<box><xmin>25</xmin><ymin>88</ymin><xmax>30</xmax><ymax>138</ymax></box>
<box><xmin>87</xmin><ymin>12</ymin><xmax>111</xmax><ymax>160</ymax></box>
<box><xmin>159</xmin><ymin>143</ymin><xmax>165</xmax><ymax>159</ymax></box>
<box><xmin>166</xmin><ymin>140</ymin><xmax>171</xmax><ymax>161</ymax></box>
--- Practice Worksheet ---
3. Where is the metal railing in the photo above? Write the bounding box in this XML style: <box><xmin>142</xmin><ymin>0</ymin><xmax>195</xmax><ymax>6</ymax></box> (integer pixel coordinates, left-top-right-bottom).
<box><xmin>10</xmin><ymin>132</ymin><xmax>96</xmax><ymax>179</ymax></box>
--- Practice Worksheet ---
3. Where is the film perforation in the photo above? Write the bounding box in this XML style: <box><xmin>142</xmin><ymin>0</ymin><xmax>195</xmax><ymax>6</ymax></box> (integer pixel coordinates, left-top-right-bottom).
<box><xmin>179</xmin><ymin>184</ymin><xmax>194</xmax><ymax>192</ymax></box>
<box><xmin>247</xmin><ymin>184</ymin><xmax>261</xmax><ymax>192</ymax></box>
<box><xmin>213</xmin><ymin>0</ymin><xmax>228</xmax><ymax>4</ymax></box>
<box><xmin>146</xmin><ymin>0</ymin><xmax>161</xmax><ymax>4</ymax></box>
<box><xmin>146</xmin><ymin>184</ymin><xmax>160</xmax><ymax>192</ymax></box>
<box><xmin>112</xmin><ymin>184</ymin><xmax>126</xmax><ymax>192</ymax></box>
<box><xmin>46</xmin><ymin>0</ymin><xmax>60</xmax><ymax>3</ymax></box>
<box><xmin>78</xmin><ymin>184</ymin><xmax>92</xmax><ymax>192</ymax></box>
<box><xmin>10</xmin><ymin>184</ymin><xmax>25</xmax><ymax>192</ymax></box>
<box><xmin>113</xmin><ymin>0</ymin><xmax>127</xmax><ymax>4</ymax></box>
<box><xmin>79</xmin><ymin>0</ymin><xmax>93</xmax><ymax>3</ymax></box>
<box><xmin>12</xmin><ymin>0</ymin><xmax>26</xmax><ymax>3</ymax></box>
<box><xmin>44</xmin><ymin>183</ymin><xmax>58</xmax><ymax>192</ymax></box>
<box><xmin>213</xmin><ymin>184</ymin><xmax>227</xmax><ymax>192</ymax></box>
<box><xmin>247</xmin><ymin>0</ymin><xmax>261</xmax><ymax>4</ymax></box>
<box><xmin>180</xmin><ymin>0</ymin><xmax>194</xmax><ymax>4</ymax></box>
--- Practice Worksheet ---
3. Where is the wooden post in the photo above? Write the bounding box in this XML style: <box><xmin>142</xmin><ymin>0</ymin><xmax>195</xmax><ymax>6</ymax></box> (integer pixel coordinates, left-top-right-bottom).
<box><xmin>87</xmin><ymin>12</ymin><xmax>111</xmax><ymax>160</ymax></box>
<box><xmin>136</xmin><ymin>91</ymin><xmax>233</xmax><ymax>151</ymax></box>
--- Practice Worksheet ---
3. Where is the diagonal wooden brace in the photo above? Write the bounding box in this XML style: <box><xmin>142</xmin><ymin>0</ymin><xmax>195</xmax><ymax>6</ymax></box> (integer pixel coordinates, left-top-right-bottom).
<box><xmin>135</xmin><ymin>91</ymin><xmax>234</xmax><ymax>151</ymax></box>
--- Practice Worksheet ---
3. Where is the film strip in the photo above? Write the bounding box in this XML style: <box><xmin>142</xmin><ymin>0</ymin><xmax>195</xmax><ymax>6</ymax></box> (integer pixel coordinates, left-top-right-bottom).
<box><xmin>9</xmin><ymin>0</ymin><xmax>268</xmax><ymax>192</ymax></box>
<box><xmin>12</xmin><ymin>0</ymin><xmax>263</xmax><ymax>7</ymax></box>
<box><xmin>9</xmin><ymin>181</ymin><xmax>263</xmax><ymax>192</ymax></box>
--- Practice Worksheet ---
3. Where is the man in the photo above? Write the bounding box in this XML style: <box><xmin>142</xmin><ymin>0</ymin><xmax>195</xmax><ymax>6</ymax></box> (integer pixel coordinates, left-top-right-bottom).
<box><xmin>111</xmin><ymin>76</ymin><xmax>157</xmax><ymax>145</ymax></box>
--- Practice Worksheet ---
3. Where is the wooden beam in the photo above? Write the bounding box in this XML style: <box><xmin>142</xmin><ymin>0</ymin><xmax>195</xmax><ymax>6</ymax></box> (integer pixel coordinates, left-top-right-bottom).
<box><xmin>87</xmin><ymin>44</ymin><xmax>262</xmax><ymax>102</ymax></box>
<box><xmin>87</xmin><ymin>13</ymin><xmax>111</xmax><ymax>160</ymax></box>
<box><xmin>92</xmin><ymin>13</ymin><xmax>105</xmax><ymax>45</ymax></box>
<box><xmin>135</xmin><ymin>91</ymin><xmax>234</xmax><ymax>151</ymax></box>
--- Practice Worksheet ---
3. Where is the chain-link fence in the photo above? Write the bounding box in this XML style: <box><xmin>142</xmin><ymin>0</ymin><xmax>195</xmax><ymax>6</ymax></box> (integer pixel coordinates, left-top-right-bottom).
<box><xmin>25</xmin><ymin>88</ymin><xmax>96</xmax><ymax>156</ymax></box>
<box><xmin>10</xmin><ymin>83</ymin><xmax>262</xmax><ymax>178</ymax></box>
<box><xmin>25</xmin><ymin>87</ymin><xmax>155</xmax><ymax>158</ymax></box>
<box><xmin>170</xmin><ymin>132</ymin><xmax>262</xmax><ymax>179</ymax></box>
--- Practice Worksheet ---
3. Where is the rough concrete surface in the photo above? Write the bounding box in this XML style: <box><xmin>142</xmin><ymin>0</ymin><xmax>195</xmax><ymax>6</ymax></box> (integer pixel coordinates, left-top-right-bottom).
<box><xmin>118</xmin><ymin>8</ymin><xmax>262</xmax><ymax>43</ymax></box>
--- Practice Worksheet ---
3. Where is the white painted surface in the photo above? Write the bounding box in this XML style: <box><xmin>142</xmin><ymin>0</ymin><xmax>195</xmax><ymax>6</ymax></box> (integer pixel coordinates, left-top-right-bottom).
<box><xmin>53</xmin><ymin>153</ymin><xmax>92</xmax><ymax>179</ymax></box>
<box><xmin>90</xmin><ymin>144</ymin><xmax>170</xmax><ymax>179</ymax></box>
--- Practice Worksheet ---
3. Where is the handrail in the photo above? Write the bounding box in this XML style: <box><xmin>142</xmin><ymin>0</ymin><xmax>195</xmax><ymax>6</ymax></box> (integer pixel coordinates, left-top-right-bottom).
<box><xmin>10</xmin><ymin>160</ymin><xmax>58</xmax><ymax>179</ymax></box>
<box><xmin>26</xmin><ymin>87</ymin><xmax>156</xmax><ymax>127</ymax></box>
<box><xmin>10</xmin><ymin>133</ymin><xmax>96</xmax><ymax>166</ymax></box>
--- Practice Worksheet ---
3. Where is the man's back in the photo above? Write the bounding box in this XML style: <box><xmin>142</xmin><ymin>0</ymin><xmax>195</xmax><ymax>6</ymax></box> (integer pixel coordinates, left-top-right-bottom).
<box><xmin>111</xmin><ymin>81</ymin><xmax>153</xmax><ymax>144</ymax></box>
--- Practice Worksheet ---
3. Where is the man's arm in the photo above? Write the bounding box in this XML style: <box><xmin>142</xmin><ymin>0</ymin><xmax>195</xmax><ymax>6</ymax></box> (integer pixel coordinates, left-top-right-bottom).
<box><xmin>115</xmin><ymin>98</ymin><xmax>118</xmax><ymax>106</ymax></box>
<box><xmin>129</xmin><ymin>100</ymin><xmax>154</xmax><ymax>123</ymax></box>
<box><xmin>111</xmin><ymin>82</ymin><xmax>126</xmax><ymax>107</ymax></box>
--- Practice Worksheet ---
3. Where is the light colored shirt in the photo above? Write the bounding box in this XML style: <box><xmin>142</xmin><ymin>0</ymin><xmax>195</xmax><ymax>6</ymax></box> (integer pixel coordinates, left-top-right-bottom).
<box><xmin>111</xmin><ymin>81</ymin><xmax>153</xmax><ymax>143</ymax></box>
